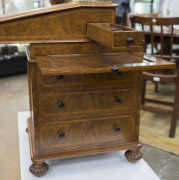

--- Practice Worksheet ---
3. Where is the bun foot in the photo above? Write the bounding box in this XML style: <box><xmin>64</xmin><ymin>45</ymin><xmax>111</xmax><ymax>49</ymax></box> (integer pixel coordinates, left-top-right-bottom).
<box><xmin>29</xmin><ymin>162</ymin><xmax>49</xmax><ymax>177</ymax></box>
<box><xmin>125</xmin><ymin>150</ymin><xmax>142</xmax><ymax>163</ymax></box>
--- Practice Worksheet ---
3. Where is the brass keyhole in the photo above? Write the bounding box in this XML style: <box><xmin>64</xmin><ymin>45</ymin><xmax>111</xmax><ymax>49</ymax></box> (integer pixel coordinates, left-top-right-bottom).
<box><xmin>88</xmin><ymin>94</ymin><xmax>93</xmax><ymax>99</ymax></box>
<box><xmin>88</xmin><ymin>120</ymin><xmax>92</xmax><ymax>126</ymax></box>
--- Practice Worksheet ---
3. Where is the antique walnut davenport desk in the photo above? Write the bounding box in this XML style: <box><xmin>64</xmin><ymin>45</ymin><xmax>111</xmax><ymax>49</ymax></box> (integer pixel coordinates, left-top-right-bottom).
<box><xmin>0</xmin><ymin>2</ymin><xmax>175</xmax><ymax>177</ymax></box>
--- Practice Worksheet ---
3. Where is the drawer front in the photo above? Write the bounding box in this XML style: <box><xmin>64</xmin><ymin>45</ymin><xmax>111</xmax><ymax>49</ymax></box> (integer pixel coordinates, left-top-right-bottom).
<box><xmin>114</xmin><ymin>32</ymin><xmax>143</xmax><ymax>47</ymax></box>
<box><xmin>36</xmin><ymin>71</ymin><xmax>139</xmax><ymax>92</ymax></box>
<box><xmin>38</xmin><ymin>114</ymin><xmax>139</xmax><ymax>153</ymax></box>
<box><xmin>87</xmin><ymin>23</ymin><xmax>143</xmax><ymax>48</ymax></box>
<box><xmin>37</xmin><ymin>88</ymin><xmax>139</xmax><ymax>122</ymax></box>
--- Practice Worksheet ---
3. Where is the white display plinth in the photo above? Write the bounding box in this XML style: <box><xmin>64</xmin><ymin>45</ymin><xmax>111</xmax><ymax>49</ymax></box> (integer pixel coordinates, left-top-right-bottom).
<box><xmin>18</xmin><ymin>111</ymin><xmax>160</xmax><ymax>180</ymax></box>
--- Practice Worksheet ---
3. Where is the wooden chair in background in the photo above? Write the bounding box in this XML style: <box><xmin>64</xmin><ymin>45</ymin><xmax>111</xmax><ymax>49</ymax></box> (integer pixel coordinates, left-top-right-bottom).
<box><xmin>130</xmin><ymin>14</ymin><xmax>179</xmax><ymax>137</ymax></box>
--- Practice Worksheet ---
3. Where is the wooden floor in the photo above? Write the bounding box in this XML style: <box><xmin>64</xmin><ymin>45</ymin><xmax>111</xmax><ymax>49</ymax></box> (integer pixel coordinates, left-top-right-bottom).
<box><xmin>140</xmin><ymin>81</ymin><xmax>179</xmax><ymax>156</ymax></box>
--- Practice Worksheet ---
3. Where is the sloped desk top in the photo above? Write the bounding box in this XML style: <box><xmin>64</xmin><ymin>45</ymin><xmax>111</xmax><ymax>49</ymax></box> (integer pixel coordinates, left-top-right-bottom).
<box><xmin>0</xmin><ymin>3</ymin><xmax>118</xmax><ymax>23</ymax></box>
<box><xmin>0</xmin><ymin>3</ymin><xmax>118</xmax><ymax>44</ymax></box>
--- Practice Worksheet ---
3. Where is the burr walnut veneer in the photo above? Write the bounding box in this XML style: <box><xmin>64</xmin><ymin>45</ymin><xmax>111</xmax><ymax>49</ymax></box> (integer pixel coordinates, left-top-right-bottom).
<box><xmin>0</xmin><ymin>3</ymin><xmax>175</xmax><ymax>177</ymax></box>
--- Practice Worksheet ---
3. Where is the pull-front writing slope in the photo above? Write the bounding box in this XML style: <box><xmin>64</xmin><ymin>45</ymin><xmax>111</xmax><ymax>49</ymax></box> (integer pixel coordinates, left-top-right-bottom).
<box><xmin>36</xmin><ymin>53</ymin><xmax>174</xmax><ymax>75</ymax></box>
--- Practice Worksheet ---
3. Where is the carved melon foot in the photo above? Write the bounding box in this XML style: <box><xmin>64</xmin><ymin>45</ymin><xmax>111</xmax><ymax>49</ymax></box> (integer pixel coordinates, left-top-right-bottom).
<box><xmin>125</xmin><ymin>150</ymin><xmax>142</xmax><ymax>163</ymax></box>
<box><xmin>29</xmin><ymin>162</ymin><xmax>49</xmax><ymax>177</ymax></box>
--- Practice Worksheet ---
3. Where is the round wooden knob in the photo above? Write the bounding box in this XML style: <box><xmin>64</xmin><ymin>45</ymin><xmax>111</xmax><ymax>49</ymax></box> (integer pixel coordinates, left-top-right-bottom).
<box><xmin>58</xmin><ymin>102</ymin><xmax>64</xmax><ymax>108</ymax></box>
<box><xmin>112</xmin><ymin>67</ymin><xmax>123</xmax><ymax>77</ymax></box>
<box><xmin>116</xmin><ymin>72</ymin><xmax>123</xmax><ymax>77</ymax></box>
<box><xmin>127</xmin><ymin>38</ymin><xmax>134</xmax><ymax>44</ymax></box>
<box><xmin>114</xmin><ymin>126</ymin><xmax>120</xmax><ymax>132</ymax></box>
<box><xmin>57</xmin><ymin>75</ymin><xmax>64</xmax><ymax>80</ymax></box>
<box><xmin>112</xmin><ymin>67</ymin><xmax>118</xmax><ymax>73</ymax></box>
<box><xmin>115</xmin><ymin>97</ymin><xmax>122</xmax><ymax>104</ymax></box>
<box><xmin>59</xmin><ymin>132</ymin><xmax>65</xmax><ymax>138</ymax></box>
<box><xmin>88</xmin><ymin>120</ymin><xmax>92</xmax><ymax>126</ymax></box>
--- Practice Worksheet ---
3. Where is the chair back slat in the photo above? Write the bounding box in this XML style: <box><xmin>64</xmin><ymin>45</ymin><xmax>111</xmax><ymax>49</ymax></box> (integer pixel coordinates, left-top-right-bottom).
<box><xmin>160</xmin><ymin>25</ymin><xmax>163</xmax><ymax>56</ymax></box>
<box><xmin>142</xmin><ymin>24</ymin><xmax>145</xmax><ymax>52</ymax></box>
<box><xmin>142</xmin><ymin>24</ymin><xmax>144</xmax><ymax>31</ymax></box>
<box><xmin>150</xmin><ymin>25</ymin><xmax>154</xmax><ymax>55</ymax></box>
<box><xmin>134</xmin><ymin>13</ymin><xmax>179</xmax><ymax>138</ymax></box>
<box><xmin>170</xmin><ymin>25</ymin><xmax>174</xmax><ymax>57</ymax></box>
<box><xmin>134</xmin><ymin>16</ymin><xmax>179</xmax><ymax>25</ymax></box>
<box><xmin>131</xmin><ymin>14</ymin><xmax>179</xmax><ymax>61</ymax></box>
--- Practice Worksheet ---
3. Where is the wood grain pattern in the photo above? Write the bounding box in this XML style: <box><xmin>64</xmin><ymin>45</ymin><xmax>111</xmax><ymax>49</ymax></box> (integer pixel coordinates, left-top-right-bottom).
<box><xmin>37</xmin><ymin>88</ymin><xmax>139</xmax><ymax>122</ymax></box>
<box><xmin>87</xmin><ymin>23</ymin><xmax>143</xmax><ymax>49</ymax></box>
<box><xmin>29</xmin><ymin>161</ymin><xmax>49</xmax><ymax>177</ymax></box>
<box><xmin>36</xmin><ymin>70</ymin><xmax>139</xmax><ymax>92</ymax></box>
<box><xmin>125</xmin><ymin>149</ymin><xmax>142</xmax><ymax>162</ymax></box>
<box><xmin>38</xmin><ymin>113</ymin><xmax>139</xmax><ymax>153</ymax></box>
<box><xmin>36</xmin><ymin>53</ymin><xmax>175</xmax><ymax>75</ymax></box>
<box><xmin>50</xmin><ymin>0</ymin><xmax>65</xmax><ymax>5</ymax></box>
<box><xmin>0</xmin><ymin>3</ymin><xmax>118</xmax><ymax>23</ymax></box>
<box><xmin>30</xmin><ymin>42</ymin><xmax>143</xmax><ymax>59</ymax></box>
<box><xmin>30</xmin><ymin>42</ymin><xmax>112</xmax><ymax>59</ymax></box>
<box><xmin>140</xmin><ymin>128</ymin><xmax>179</xmax><ymax>156</ymax></box>
<box><xmin>1</xmin><ymin>3</ymin><xmax>175</xmax><ymax>177</ymax></box>
<box><xmin>28</xmin><ymin>116</ymin><xmax>142</xmax><ymax>162</ymax></box>
<box><xmin>0</xmin><ymin>6</ymin><xmax>115</xmax><ymax>43</ymax></box>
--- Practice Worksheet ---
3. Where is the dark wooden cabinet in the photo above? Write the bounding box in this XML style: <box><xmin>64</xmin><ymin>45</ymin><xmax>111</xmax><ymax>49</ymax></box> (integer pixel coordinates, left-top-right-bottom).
<box><xmin>0</xmin><ymin>2</ymin><xmax>175</xmax><ymax>177</ymax></box>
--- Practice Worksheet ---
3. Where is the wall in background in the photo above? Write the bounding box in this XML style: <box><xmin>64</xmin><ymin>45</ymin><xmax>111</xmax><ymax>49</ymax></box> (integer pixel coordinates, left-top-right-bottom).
<box><xmin>133</xmin><ymin>0</ymin><xmax>160</xmax><ymax>14</ymax></box>
<box><xmin>0</xmin><ymin>0</ymin><xmax>51</xmax><ymax>15</ymax></box>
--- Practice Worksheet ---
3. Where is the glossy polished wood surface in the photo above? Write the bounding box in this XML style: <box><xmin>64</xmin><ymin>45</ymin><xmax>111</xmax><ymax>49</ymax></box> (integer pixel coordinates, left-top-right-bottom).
<box><xmin>38</xmin><ymin>113</ymin><xmax>139</xmax><ymax>153</ymax></box>
<box><xmin>0</xmin><ymin>4</ymin><xmax>116</xmax><ymax>43</ymax></box>
<box><xmin>0</xmin><ymin>2</ymin><xmax>175</xmax><ymax>177</ymax></box>
<box><xmin>36</xmin><ymin>71</ymin><xmax>139</xmax><ymax>92</ymax></box>
<box><xmin>0</xmin><ymin>3</ymin><xmax>118</xmax><ymax>23</ymax></box>
<box><xmin>30</xmin><ymin>42</ymin><xmax>143</xmax><ymax>59</ymax></box>
<box><xmin>50</xmin><ymin>0</ymin><xmax>66</xmax><ymax>5</ymax></box>
<box><xmin>24</xmin><ymin>4</ymin><xmax>174</xmax><ymax>176</ymax></box>
<box><xmin>36</xmin><ymin>53</ymin><xmax>174</xmax><ymax>75</ymax></box>
<box><xmin>87</xmin><ymin>23</ymin><xmax>143</xmax><ymax>49</ymax></box>
<box><xmin>37</xmin><ymin>88</ymin><xmax>139</xmax><ymax>121</ymax></box>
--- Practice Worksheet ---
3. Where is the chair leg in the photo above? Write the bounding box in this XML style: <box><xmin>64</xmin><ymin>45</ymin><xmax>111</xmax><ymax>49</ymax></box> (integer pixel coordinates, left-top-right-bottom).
<box><xmin>169</xmin><ymin>68</ymin><xmax>179</xmax><ymax>138</ymax></box>
<box><xmin>155</xmin><ymin>82</ymin><xmax>159</xmax><ymax>92</ymax></box>
<box><xmin>141</xmin><ymin>79</ymin><xmax>146</xmax><ymax>105</ymax></box>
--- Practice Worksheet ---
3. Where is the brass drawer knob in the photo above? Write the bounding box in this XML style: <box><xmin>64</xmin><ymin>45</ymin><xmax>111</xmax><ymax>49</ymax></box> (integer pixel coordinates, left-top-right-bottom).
<box><xmin>114</xmin><ymin>126</ymin><xmax>120</xmax><ymax>132</ymax></box>
<box><xmin>88</xmin><ymin>120</ymin><xmax>92</xmax><ymax>126</ymax></box>
<box><xmin>57</xmin><ymin>75</ymin><xmax>64</xmax><ymax>80</ymax></box>
<box><xmin>58</xmin><ymin>102</ymin><xmax>64</xmax><ymax>108</ymax></box>
<box><xmin>115</xmin><ymin>97</ymin><xmax>122</xmax><ymax>104</ymax></box>
<box><xmin>127</xmin><ymin>38</ymin><xmax>134</xmax><ymax>44</ymax></box>
<box><xmin>111</xmin><ymin>67</ymin><xmax>123</xmax><ymax>77</ymax></box>
<box><xmin>59</xmin><ymin>132</ymin><xmax>65</xmax><ymax>138</ymax></box>
<box><xmin>88</xmin><ymin>94</ymin><xmax>93</xmax><ymax>99</ymax></box>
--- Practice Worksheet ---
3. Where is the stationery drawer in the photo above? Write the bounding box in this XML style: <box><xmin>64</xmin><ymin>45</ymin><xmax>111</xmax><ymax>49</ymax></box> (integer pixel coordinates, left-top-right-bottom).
<box><xmin>38</xmin><ymin>114</ymin><xmax>139</xmax><ymax>153</ymax></box>
<box><xmin>36</xmin><ymin>71</ymin><xmax>139</xmax><ymax>92</ymax></box>
<box><xmin>37</xmin><ymin>88</ymin><xmax>139</xmax><ymax>122</ymax></box>
<box><xmin>87</xmin><ymin>23</ymin><xmax>143</xmax><ymax>49</ymax></box>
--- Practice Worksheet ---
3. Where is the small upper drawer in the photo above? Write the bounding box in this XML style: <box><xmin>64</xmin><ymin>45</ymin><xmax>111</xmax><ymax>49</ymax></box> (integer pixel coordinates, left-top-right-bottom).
<box><xmin>37</xmin><ymin>88</ymin><xmax>139</xmax><ymax>122</ymax></box>
<box><xmin>87</xmin><ymin>23</ymin><xmax>143</xmax><ymax>49</ymax></box>
<box><xmin>38</xmin><ymin>113</ymin><xmax>138</xmax><ymax>153</ymax></box>
<box><xmin>36</xmin><ymin>70</ymin><xmax>139</xmax><ymax>92</ymax></box>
